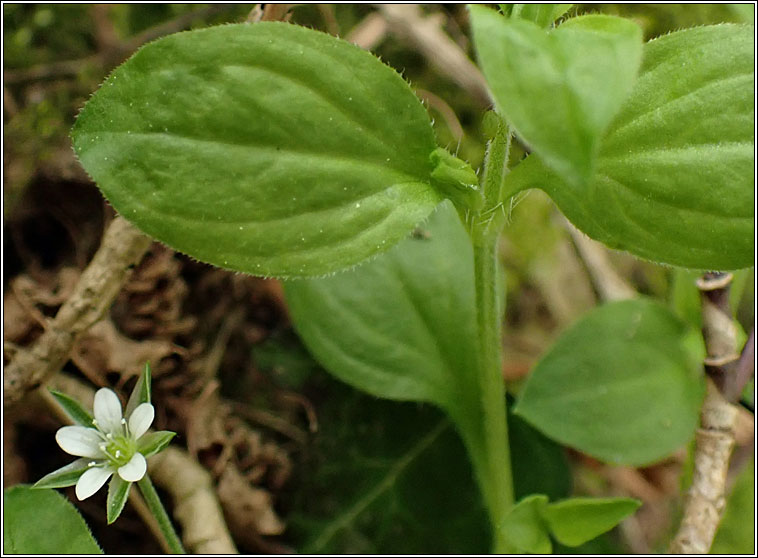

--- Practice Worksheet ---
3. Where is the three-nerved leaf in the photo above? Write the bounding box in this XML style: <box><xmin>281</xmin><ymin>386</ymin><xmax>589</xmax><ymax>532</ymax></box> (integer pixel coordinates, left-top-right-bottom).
<box><xmin>470</xmin><ymin>6</ymin><xmax>643</xmax><ymax>185</ymax></box>
<box><xmin>72</xmin><ymin>22</ymin><xmax>442</xmax><ymax>278</ymax></box>
<box><xmin>3</xmin><ymin>485</ymin><xmax>103</xmax><ymax>554</ymax></box>
<box><xmin>515</xmin><ymin>298</ymin><xmax>705</xmax><ymax>466</ymax></box>
<box><xmin>285</xmin><ymin>201</ymin><xmax>499</xmax><ymax>535</ymax></box>
<box><xmin>505</xmin><ymin>24</ymin><xmax>754</xmax><ymax>270</ymax></box>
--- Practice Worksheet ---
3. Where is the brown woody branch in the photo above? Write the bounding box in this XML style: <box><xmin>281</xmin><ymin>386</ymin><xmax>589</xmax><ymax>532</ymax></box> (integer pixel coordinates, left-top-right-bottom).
<box><xmin>670</xmin><ymin>272</ymin><xmax>743</xmax><ymax>554</ymax></box>
<box><xmin>374</xmin><ymin>4</ymin><xmax>491</xmax><ymax>107</ymax></box>
<box><xmin>4</xmin><ymin>216</ymin><xmax>152</xmax><ymax>409</ymax></box>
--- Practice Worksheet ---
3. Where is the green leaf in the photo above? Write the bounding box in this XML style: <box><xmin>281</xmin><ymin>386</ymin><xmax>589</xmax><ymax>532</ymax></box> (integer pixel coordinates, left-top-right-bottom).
<box><xmin>499</xmin><ymin>494</ymin><xmax>552</xmax><ymax>554</ymax></box>
<box><xmin>50</xmin><ymin>390</ymin><xmax>94</xmax><ymax>427</ymax></box>
<box><xmin>287</xmin><ymin>381</ymin><xmax>489</xmax><ymax>554</ymax></box>
<box><xmin>72</xmin><ymin>22</ymin><xmax>442</xmax><ymax>278</ymax></box>
<box><xmin>125</xmin><ymin>362</ymin><xmax>151</xmax><ymax>418</ymax></box>
<box><xmin>509</xmin><ymin>401</ymin><xmax>572</xmax><ymax>501</ymax></box>
<box><xmin>33</xmin><ymin>458</ymin><xmax>90</xmax><ymax>490</ymax></box>
<box><xmin>515</xmin><ymin>298</ymin><xmax>705</xmax><ymax>466</ymax></box>
<box><xmin>510</xmin><ymin>4</ymin><xmax>574</xmax><ymax>27</ymax></box>
<box><xmin>506</xmin><ymin>24</ymin><xmax>754</xmax><ymax>270</ymax></box>
<box><xmin>711</xmin><ymin>459</ymin><xmax>755</xmax><ymax>554</ymax></box>
<box><xmin>137</xmin><ymin>431</ymin><xmax>175</xmax><ymax>459</ymax></box>
<box><xmin>3</xmin><ymin>485</ymin><xmax>103</xmax><ymax>554</ymax></box>
<box><xmin>541</xmin><ymin>497</ymin><xmax>641</xmax><ymax>546</ymax></box>
<box><xmin>429</xmin><ymin>147</ymin><xmax>482</xmax><ymax>210</ymax></box>
<box><xmin>285</xmin><ymin>201</ymin><xmax>499</xmax><ymax>536</ymax></box>
<box><xmin>470</xmin><ymin>6</ymin><xmax>642</xmax><ymax>185</ymax></box>
<box><xmin>106</xmin><ymin>475</ymin><xmax>130</xmax><ymax>524</ymax></box>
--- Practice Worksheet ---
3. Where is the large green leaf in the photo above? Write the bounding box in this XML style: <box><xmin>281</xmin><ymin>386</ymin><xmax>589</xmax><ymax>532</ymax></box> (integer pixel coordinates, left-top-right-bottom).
<box><xmin>285</xmin><ymin>201</ymin><xmax>503</xmax><ymax>538</ymax></box>
<box><xmin>3</xmin><ymin>485</ymin><xmax>102</xmax><ymax>554</ymax></box>
<box><xmin>72</xmin><ymin>22</ymin><xmax>442</xmax><ymax>278</ymax></box>
<box><xmin>506</xmin><ymin>24</ymin><xmax>754</xmax><ymax>270</ymax></box>
<box><xmin>287</xmin><ymin>383</ymin><xmax>490</xmax><ymax>554</ymax></box>
<box><xmin>470</xmin><ymin>6</ymin><xmax>642</xmax><ymax>185</ymax></box>
<box><xmin>515</xmin><ymin>298</ymin><xmax>705</xmax><ymax>466</ymax></box>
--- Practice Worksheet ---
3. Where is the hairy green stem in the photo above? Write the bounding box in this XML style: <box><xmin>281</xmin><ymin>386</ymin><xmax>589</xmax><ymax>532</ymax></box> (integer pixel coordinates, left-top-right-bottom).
<box><xmin>137</xmin><ymin>474</ymin><xmax>185</xmax><ymax>554</ymax></box>
<box><xmin>472</xmin><ymin>232</ymin><xmax>515</xmax><ymax>553</ymax></box>
<box><xmin>469</xmin><ymin>118</ymin><xmax>515</xmax><ymax>552</ymax></box>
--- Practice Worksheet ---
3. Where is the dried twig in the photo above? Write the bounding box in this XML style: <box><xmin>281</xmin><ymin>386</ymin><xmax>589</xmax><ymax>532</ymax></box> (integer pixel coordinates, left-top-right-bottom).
<box><xmin>247</xmin><ymin>3</ymin><xmax>298</xmax><ymax>24</ymax></box>
<box><xmin>4</xmin><ymin>216</ymin><xmax>152</xmax><ymax>409</ymax></box>
<box><xmin>374</xmin><ymin>4</ymin><xmax>491</xmax><ymax>107</ymax></box>
<box><xmin>346</xmin><ymin>12</ymin><xmax>389</xmax><ymax>49</ymax></box>
<box><xmin>670</xmin><ymin>272</ymin><xmax>742</xmax><ymax>554</ymax></box>
<box><xmin>564</xmin><ymin>220</ymin><xmax>637</xmax><ymax>301</ymax></box>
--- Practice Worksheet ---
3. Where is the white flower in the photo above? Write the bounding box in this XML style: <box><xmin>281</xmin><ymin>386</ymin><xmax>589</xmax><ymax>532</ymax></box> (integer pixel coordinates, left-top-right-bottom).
<box><xmin>55</xmin><ymin>388</ymin><xmax>154</xmax><ymax>500</ymax></box>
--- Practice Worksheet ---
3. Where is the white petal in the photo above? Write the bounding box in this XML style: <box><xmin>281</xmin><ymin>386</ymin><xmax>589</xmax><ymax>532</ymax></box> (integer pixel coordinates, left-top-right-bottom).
<box><xmin>94</xmin><ymin>388</ymin><xmax>123</xmax><ymax>434</ymax></box>
<box><xmin>56</xmin><ymin>426</ymin><xmax>104</xmax><ymax>458</ymax></box>
<box><xmin>128</xmin><ymin>403</ymin><xmax>154</xmax><ymax>439</ymax></box>
<box><xmin>118</xmin><ymin>452</ymin><xmax>147</xmax><ymax>482</ymax></box>
<box><xmin>75</xmin><ymin>466</ymin><xmax>113</xmax><ymax>500</ymax></box>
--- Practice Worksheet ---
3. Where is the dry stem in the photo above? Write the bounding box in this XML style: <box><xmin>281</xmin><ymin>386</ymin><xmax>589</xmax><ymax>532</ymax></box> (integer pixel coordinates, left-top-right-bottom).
<box><xmin>669</xmin><ymin>272</ymin><xmax>742</xmax><ymax>554</ymax></box>
<box><xmin>374</xmin><ymin>4</ymin><xmax>491</xmax><ymax>107</ymax></box>
<box><xmin>4</xmin><ymin>216</ymin><xmax>152</xmax><ymax>409</ymax></box>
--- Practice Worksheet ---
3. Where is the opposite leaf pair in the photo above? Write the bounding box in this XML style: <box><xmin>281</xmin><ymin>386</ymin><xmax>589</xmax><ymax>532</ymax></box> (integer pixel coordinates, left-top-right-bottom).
<box><xmin>501</xmin><ymin>494</ymin><xmax>641</xmax><ymax>554</ymax></box>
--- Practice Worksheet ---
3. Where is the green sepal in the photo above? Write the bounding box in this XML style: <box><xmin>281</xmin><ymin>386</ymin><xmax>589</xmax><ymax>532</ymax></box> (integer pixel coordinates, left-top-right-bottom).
<box><xmin>32</xmin><ymin>458</ymin><xmax>91</xmax><ymax>490</ymax></box>
<box><xmin>106</xmin><ymin>475</ymin><xmax>131</xmax><ymax>524</ymax></box>
<box><xmin>49</xmin><ymin>390</ymin><xmax>94</xmax><ymax>427</ymax></box>
<box><xmin>137</xmin><ymin>431</ymin><xmax>176</xmax><ymax>459</ymax></box>
<box><xmin>429</xmin><ymin>148</ymin><xmax>483</xmax><ymax>210</ymax></box>
<box><xmin>541</xmin><ymin>497</ymin><xmax>641</xmax><ymax>546</ymax></box>
<box><xmin>125</xmin><ymin>362</ymin><xmax>152</xmax><ymax>418</ymax></box>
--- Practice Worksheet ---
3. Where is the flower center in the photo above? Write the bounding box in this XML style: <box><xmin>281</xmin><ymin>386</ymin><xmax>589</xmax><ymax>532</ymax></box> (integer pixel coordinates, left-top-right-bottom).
<box><xmin>101</xmin><ymin>434</ymin><xmax>136</xmax><ymax>467</ymax></box>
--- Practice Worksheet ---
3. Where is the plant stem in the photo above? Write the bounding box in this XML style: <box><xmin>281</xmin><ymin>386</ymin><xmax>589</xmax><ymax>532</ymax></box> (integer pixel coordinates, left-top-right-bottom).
<box><xmin>469</xmin><ymin>116</ymin><xmax>515</xmax><ymax>552</ymax></box>
<box><xmin>472</xmin><ymin>232</ymin><xmax>515</xmax><ymax>553</ymax></box>
<box><xmin>137</xmin><ymin>474</ymin><xmax>186</xmax><ymax>554</ymax></box>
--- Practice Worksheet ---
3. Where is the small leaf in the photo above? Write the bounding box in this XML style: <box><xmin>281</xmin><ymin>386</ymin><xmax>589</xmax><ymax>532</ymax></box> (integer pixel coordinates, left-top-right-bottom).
<box><xmin>72</xmin><ymin>22</ymin><xmax>442</xmax><ymax>278</ymax></box>
<box><xmin>541</xmin><ymin>497</ymin><xmax>641</xmax><ymax>546</ymax></box>
<box><xmin>505</xmin><ymin>24</ymin><xmax>754</xmax><ymax>270</ymax></box>
<box><xmin>499</xmin><ymin>494</ymin><xmax>552</xmax><ymax>554</ymax></box>
<box><xmin>137</xmin><ymin>431</ymin><xmax>175</xmax><ymax>459</ymax></box>
<box><xmin>125</xmin><ymin>362</ymin><xmax>152</xmax><ymax>418</ymax></box>
<box><xmin>50</xmin><ymin>390</ymin><xmax>94</xmax><ymax>427</ymax></box>
<box><xmin>470</xmin><ymin>6</ymin><xmax>642</xmax><ymax>185</ymax></box>
<box><xmin>510</xmin><ymin>4</ymin><xmax>574</xmax><ymax>27</ymax></box>
<box><xmin>106</xmin><ymin>475</ymin><xmax>130</xmax><ymax>524</ymax></box>
<box><xmin>515</xmin><ymin>298</ymin><xmax>705</xmax><ymax>466</ymax></box>
<box><xmin>429</xmin><ymin>148</ymin><xmax>482</xmax><ymax>210</ymax></box>
<box><xmin>33</xmin><ymin>458</ymin><xmax>90</xmax><ymax>490</ymax></box>
<box><xmin>3</xmin><ymin>485</ymin><xmax>103</xmax><ymax>554</ymax></box>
